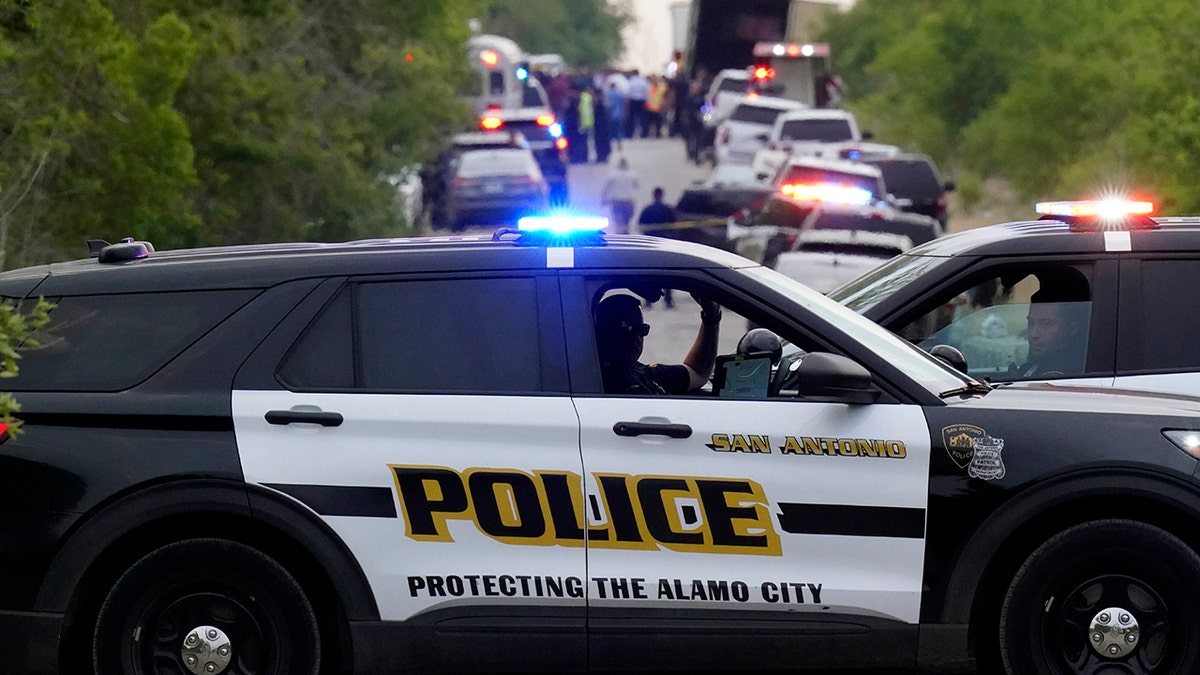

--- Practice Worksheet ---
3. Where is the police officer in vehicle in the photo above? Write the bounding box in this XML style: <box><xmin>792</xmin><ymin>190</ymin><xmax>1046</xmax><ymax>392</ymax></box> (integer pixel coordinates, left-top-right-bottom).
<box><xmin>594</xmin><ymin>291</ymin><xmax>721</xmax><ymax>395</ymax></box>
<box><xmin>1016</xmin><ymin>286</ymin><xmax>1089</xmax><ymax>378</ymax></box>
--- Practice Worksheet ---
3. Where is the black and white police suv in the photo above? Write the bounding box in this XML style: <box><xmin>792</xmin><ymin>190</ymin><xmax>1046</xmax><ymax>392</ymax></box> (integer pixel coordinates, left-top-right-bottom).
<box><xmin>5</xmin><ymin>218</ymin><xmax>1200</xmax><ymax>675</ymax></box>
<box><xmin>829</xmin><ymin>199</ymin><xmax>1200</xmax><ymax>396</ymax></box>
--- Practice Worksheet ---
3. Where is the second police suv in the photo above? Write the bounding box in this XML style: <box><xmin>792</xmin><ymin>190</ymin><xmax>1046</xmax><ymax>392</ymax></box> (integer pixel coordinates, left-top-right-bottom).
<box><xmin>2</xmin><ymin>216</ymin><xmax>1200</xmax><ymax>674</ymax></box>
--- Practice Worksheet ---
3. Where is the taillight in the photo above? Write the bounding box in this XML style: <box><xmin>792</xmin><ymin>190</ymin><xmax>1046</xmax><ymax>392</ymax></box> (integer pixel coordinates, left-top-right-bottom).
<box><xmin>555</xmin><ymin>137</ymin><xmax>568</xmax><ymax>151</ymax></box>
<box><xmin>481</xmin><ymin>117</ymin><xmax>503</xmax><ymax>130</ymax></box>
<box><xmin>536</xmin><ymin>115</ymin><xmax>555</xmax><ymax>127</ymax></box>
<box><xmin>0</xmin><ymin>421</ymin><xmax>9</xmax><ymax>444</ymax></box>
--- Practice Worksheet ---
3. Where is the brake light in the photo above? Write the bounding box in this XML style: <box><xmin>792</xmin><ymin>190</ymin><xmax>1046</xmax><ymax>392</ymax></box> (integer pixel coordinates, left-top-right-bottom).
<box><xmin>481</xmin><ymin>117</ymin><xmax>503</xmax><ymax>130</ymax></box>
<box><xmin>0</xmin><ymin>422</ymin><xmax>9</xmax><ymax>444</ymax></box>
<box><xmin>753</xmin><ymin>66</ymin><xmax>775</xmax><ymax>80</ymax></box>
<box><xmin>536</xmin><ymin>115</ymin><xmax>555</xmax><ymax>127</ymax></box>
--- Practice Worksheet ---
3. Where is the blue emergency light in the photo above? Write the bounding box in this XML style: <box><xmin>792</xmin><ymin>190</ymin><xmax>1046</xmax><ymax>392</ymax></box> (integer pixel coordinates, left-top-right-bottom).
<box><xmin>498</xmin><ymin>215</ymin><xmax>610</xmax><ymax>247</ymax></box>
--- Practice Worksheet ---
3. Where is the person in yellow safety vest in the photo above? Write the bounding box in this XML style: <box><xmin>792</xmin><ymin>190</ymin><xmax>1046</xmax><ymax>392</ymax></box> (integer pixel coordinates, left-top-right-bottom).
<box><xmin>645</xmin><ymin>75</ymin><xmax>667</xmax><ymax>138</ymax></box>
<box><xmin>577</xmin><ymin>87</ymin><xmax>595</xmax><ymax>163</ymax></box>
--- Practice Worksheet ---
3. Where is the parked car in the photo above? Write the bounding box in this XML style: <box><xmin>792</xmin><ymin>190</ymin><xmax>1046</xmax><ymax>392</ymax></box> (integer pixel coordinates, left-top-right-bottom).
<box><xmin>862</xmin><ymin>153</ymin><xmax>956</xmax><ymax>230</ymax></box>
<box><xmin>750</xmin><ymin>108</ymin><xmax>881</xmax><ymax>178</ymax></box>
<box><xmin>827</xmin><ymin>199</ymin><xmax>1200</xmax><ymax>394</ymax></box>
<box><xmin>701</xmin><ymin>68</ymin><xmax>752</xmax><ymax>129</ymax></box>
<box><xmin>727</xmin><ymin>188</ymin><xmax>941</xmax><ymax>288</ymax></box>
<box><xmin>770</xmin><ymin>227</ymin><xmax>918</xmax><ymax>294</ymax></box>
<box><xmin>12</xmin><ymin>222</ymin><xmax>1200</xmax><ymax>674</ymax></box>
<box><xmin>713</xmin><ymin>96</ymin><xmax>805</xmax><ymax>165</ymax></box>
<box><xmin>478</xmin><ymin>106</ymin><xmax>569</xmax><ymax>205</ymax></box>
<box><xmin>444</xmin><ymin>147</ymin><xmax>549</xmax><ymax>229</ymax></box>
<box><xmin>647</xmin><ymin>163</ymin><xmax>772</xmax><ymax>252</ymax></box>
<box><xmin>423</xmin><ymin>131</ymin><xmax>532</xmax><ymax>228</ymax></box>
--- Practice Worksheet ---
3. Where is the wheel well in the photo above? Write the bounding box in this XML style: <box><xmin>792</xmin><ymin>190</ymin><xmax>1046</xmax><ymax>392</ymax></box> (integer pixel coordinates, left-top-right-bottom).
<box><xmin>60</xmin><ymin>511</ymin><xmax>354</xmax><ymax>674</ymax></box>
<box><xmin>965</xmin><ymin>491</ymin><xmax>1200</xmax><ymax>668</ymax></box>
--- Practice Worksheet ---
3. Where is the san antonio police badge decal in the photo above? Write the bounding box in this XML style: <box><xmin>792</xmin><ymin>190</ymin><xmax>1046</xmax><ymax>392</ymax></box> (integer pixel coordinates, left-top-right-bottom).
<box><xmin>968</xmin><ymin>436</ymin><xmax>1006</xmax><ymax>480</ymax></box>
<box><xmin>941</xmin><ymin>424</ymin><xmax>985</xmax><ymax>469</ymax></box>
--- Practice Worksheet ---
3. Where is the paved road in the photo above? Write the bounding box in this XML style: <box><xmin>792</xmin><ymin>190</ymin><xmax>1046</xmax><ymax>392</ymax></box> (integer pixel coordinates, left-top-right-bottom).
<box><xmin>563</xmin><ymin>135</ymin><xmax>711</xmax><ymax>231</ymax></box>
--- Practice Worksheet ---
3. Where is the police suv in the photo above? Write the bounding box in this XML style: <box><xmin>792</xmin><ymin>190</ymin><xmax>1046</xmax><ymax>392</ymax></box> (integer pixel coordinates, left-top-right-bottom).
<box><xmin>830</xmin><ymin>199</ymin><xmax>1200</xmax><ymax>395</ymax></box>
<box><xmin>5</xmin><ymin>219</ymin><xmax>1200</xmax><ymax>675</ymax></box>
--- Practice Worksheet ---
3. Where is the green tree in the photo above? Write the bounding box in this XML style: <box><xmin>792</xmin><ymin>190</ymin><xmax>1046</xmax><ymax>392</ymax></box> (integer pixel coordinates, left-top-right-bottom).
<box><xmin>0</xmin><ymin>0</ymin><xmax>481</xmax><ymax>266</ymax></box>
<box><xmin>479</xmin><ymin>0</ymin><xmax>629</xmax><ymax>69</ymax></box>
<box><xmin>822</xmin><ymin>0</ymin><xmax>1200</xmax><ymax>215</ymax></box>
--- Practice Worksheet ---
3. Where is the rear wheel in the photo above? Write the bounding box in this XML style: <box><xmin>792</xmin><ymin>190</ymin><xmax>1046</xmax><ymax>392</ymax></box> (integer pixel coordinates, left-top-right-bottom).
<box><xmin>1000</xmin><ymin>520</ymin><xmax>1200</xmax><ymax>675</ymax></box>
<box><xmin>93</xmin><ymin>538</ymin><xmax>320</xmax><ymax>675</ymax></box>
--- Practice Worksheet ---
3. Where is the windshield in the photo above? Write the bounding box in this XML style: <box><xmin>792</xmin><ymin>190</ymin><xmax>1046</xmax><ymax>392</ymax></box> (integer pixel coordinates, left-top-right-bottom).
<box><xmin>826</xmin><ymin>252</ymin><xmax>954</xmax><ymax>312</ymax></box>
<box><xmin>743</xmin><ymin>265</ymin><xmax>973</xmax><ymax>395</ymax></box>
<box><xmin>780</xmin><ymin>119</ymin><xmax>854</xmax><ymax>142</ymax></box>
<box><xmin>730</xmin><ymin>104</ymin><xmax>791</xmax><ymax>125</ymax></box>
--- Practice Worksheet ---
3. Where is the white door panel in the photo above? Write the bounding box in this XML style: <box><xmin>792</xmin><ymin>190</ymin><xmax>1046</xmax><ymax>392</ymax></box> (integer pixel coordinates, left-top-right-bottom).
<box><xmin>576</xmin><ymin>396</ymin><xmax>930</xmax><ymax>624</ymax></box>
<box><xmin>233</xmin><ymin>390</ymin><xmax>585</xmax><ymax>621</ymax></box>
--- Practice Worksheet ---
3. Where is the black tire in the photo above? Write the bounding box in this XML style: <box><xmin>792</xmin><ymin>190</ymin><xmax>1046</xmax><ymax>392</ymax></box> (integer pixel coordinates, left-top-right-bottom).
<box><xmin>999</xmin><ymin>519</ymin><xmax>1200</xmax><ymax>675</ymax></box>
<box><xmin>93</xmin><ymin>538</ymin><xmax>320</xmax><ymax>675</ymax></box>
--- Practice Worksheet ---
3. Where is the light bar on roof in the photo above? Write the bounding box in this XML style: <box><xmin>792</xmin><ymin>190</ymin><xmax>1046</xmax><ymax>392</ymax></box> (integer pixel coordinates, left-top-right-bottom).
<box><xmin>517</xmin><ymin>215</ymin><xmax>608</xmax><ymax>234</ymax></box>
<box><xmin>781</xmin><ymin>183</ymin><xmax>874</xmax><ymax>206</ymax></box>
<box><xmin>1035</xmin><ymin>199</ymin><xmax>1154</xmax><ymax>218</ymax></box>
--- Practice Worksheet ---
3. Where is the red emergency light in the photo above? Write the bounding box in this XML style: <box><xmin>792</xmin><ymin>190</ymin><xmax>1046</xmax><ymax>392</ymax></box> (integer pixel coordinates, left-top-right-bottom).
<box><xmin>753</xmin><ymin>66</ymin><xmax>775</xmax><ymax>81</ymax></box>
<box><xmin>480</xmin><ymin>49</ymin><xmax>499</xmax><ymax>67</ymax></box>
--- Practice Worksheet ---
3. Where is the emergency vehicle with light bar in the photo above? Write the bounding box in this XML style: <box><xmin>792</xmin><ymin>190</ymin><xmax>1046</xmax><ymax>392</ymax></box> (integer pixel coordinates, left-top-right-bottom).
<box><xmin>830</xmin><ymin>198</ymin><xmax>1200</xmax><ymax>395</ymax></box>
<box><xmin>4</xmin><ymin>216</ymin><xmax>1200</xmax><ymax>675</ymax></box>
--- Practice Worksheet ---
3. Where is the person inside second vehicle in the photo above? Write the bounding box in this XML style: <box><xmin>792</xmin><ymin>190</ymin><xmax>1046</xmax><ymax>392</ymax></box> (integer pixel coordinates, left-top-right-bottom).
<box><xmin>1016</xmin><ymin>287</ymin><xmax>1089</xmax><ymax>378</ymax></box>
<box><xmin>594</xmin><ymin>291</ymin><xmax>721</xmax><ymax>395</ymax></box>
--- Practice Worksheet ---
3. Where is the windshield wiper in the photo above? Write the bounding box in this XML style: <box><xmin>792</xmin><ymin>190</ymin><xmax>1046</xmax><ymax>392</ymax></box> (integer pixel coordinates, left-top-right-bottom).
<box><xmin>938</xmin><ymin>381</ymin><xmax>994</xmax><ymax>399</ymax></box>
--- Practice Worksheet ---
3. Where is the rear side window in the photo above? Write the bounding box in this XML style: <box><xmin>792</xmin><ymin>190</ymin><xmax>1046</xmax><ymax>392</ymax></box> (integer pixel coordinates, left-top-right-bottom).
<box><xmin>730</xmin><ymin>105</ymin><xmax>789</xmax><ymax>125</ymax></box>
<box><xmin>870</xmin><ymin>159</ymin><xmax>942</xmax><ymax>198</ymax></box>
<box><xmin>280</xmin><ymin>277</ymin><xmax>543</xmax><ymax>393</ymax></box>
<box><xmin>12</xmin><ymin>290</ymin><xmax>257</xmax><ymax>391</ymax></box>
<box><xmin>1134</xmin><ymin>260</ymin><xmax>1200</xmax><ymax>371</ymax></box>
<box><xmin>779</xmin><ymin>119</ymin><xmax>853</xmax><ymax>142</ymax></box>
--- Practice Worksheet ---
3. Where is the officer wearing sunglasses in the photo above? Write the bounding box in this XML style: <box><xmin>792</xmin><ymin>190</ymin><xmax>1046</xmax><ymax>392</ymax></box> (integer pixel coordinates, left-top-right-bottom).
<box><xmin>594</xmin><ymin>291</ymin><xmax>722</xmax><ymax>395</ymax></box>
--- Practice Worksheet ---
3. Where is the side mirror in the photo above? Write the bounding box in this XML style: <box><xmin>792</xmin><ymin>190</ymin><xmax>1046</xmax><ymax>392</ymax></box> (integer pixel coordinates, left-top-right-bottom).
<box><xmin>929</xmin><ymin>344</ymin><xmax>969</xmax><ymax>374</ymax></box>
<box><xmin>755</xmin><ymin>133</ymin><xmax>769</xmax><ymax>143</ymax></box>
<box><xmin>944</xmin><ymin>180</ymin><xmax>957</xmax><ymax>192</ymax></box>
<box><xmin>861</xmin><ymin>130</ymin><xmax>874</xmax><ymax>140</ymax></box>
<box><xmin>793</xmin><ymin>352</ymin><xmax>880</xmax><ymax>404</ymax></box>
<box><xmin>756</xmin><ymin>172</ymin><xmax>769</xmax><ymax>182</ymax></box>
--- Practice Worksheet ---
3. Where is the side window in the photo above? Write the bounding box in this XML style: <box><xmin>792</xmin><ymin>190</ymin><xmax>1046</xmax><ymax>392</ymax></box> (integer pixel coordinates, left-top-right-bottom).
<box><xmin>587</xmin><ymin>280</ymin><xmax>823</xmax><ymax>400</ymax></box>
<box><xmin>13</xmin><ymin>290</ymin><xmax>258</xmax><ymax>391</ymax></box>
<box><xmin>280</xmin><ymin>277</ymin><xmax>542</xmax><ymax>393</ymax></box>
<box><xmin>1135</xmin><ymin>260</ymin><xmax>1200</xmax><ymax>371</ymax></box>
<box><xmin>897</xmin><ymin>265</ymin><xmax>1093</xmax><ymax>380</ymax></box>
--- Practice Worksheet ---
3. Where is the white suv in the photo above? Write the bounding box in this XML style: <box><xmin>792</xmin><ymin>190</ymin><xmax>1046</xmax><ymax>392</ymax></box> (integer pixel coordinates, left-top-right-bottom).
<box><xmin>713</xmin><ymin>96</ymin><xmax>806</xmax><ymax>165</ymax></box>
<box><xmin>701</xmin><ymin>68</ymin><xmax>752</xmax><ymax>129</ymax></box>
<box><xmin>751</xmin><ymin>109</ymin><xmax>890</xmax><ymax>178</ymax></box>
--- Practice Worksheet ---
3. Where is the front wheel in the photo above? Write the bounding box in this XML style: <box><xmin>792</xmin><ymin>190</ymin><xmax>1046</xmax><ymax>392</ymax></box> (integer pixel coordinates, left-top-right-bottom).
<box><xmin>1000</xmin><ymin>519</ymin><xmax>1200</xmax><ymax>675</ymax></box>
<box><xmin>93</xmin><ymin>538</ymin><xmax>320</xmax><ymax>675</ymax></box>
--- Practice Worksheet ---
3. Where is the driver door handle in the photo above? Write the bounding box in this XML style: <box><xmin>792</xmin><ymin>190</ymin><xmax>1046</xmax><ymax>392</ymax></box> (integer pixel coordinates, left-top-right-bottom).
<box><xmin>265</xmin><ymin>410</ymin><xmax>344</xmax><ymax>427</ymax></box>
<box><xmin>613</xmin><ymin>421</ymin><xmax>692</xmax><ymax>439</ymax></box>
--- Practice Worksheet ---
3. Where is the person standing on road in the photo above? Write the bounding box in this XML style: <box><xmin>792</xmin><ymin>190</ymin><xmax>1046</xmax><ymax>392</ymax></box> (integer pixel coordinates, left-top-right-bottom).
<box><xmin>601</xmin><ymin>157</ymin><xmax>638</xmax><ymax>234</ymax></box>
<box><xmin>637</xmin><ymin>187</ymin><xmax>679</xmax><ymax>308</ymax></box>
<box><xmin>593</xmin><ymin>88</ymin><xmax>613</xmax><ymax>164</ymax></box>
<box><xmin>606</xmin><ymin>81</ymin><xmax>626</xmax><ymax>150</ymax></box>
<box><xmin>578</xmin><ymin>86</ymin><xmax>595</xmax><ymax>163</ymax></box>
<box><xmin>626</xmin><ymin>70</ymin><xmax>649</xmax><ymax>139</ymax></box>
<box><xmin>645</xmin><ymin>76</ymin><xmax>668</xmax><ymax>138</ymax></box>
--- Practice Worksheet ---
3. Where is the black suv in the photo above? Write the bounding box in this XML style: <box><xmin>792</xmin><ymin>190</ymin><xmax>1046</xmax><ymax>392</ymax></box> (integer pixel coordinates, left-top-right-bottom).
<box><xmin>829</xmin><ymin>201</ymin><xmax>1200</xmax><ymax>395</ymax></box>
<box><xmin>7</xmin><ymin>229</ymin><xmax>1200</xmax><ymax>675</ymax></box>
<box><xmin>862</xmin><ymin>153</ymin><xmax>956</xmax><ymax>229</ymax></box>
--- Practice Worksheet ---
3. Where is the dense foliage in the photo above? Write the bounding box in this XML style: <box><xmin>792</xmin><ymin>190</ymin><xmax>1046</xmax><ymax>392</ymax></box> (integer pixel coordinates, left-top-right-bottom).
<box><xmin>479</xmin><ymin>0</ymin><xmax>630</xmax><ymax>70</ymax></box>
<box><xmin>822</xmin><ymin>0</ymin><xmax>1200</xmax><ymax>214</ymax></box>
<box><xmin>0</xmin><ymin>0</ymin><xmax>480</xmax><ymax>267</ymax></box>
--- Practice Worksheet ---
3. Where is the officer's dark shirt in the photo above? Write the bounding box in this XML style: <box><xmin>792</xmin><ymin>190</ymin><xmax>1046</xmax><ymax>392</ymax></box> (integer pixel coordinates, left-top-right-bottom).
<box><xmin>601</xmin><ymin>360</ymin><xmax>690</xmax><ymax>395</ymax></box>
<box><xmin>638</xmin><ymin>203</ymin><xmax>678</xmax><ymax>225</ymax></box>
